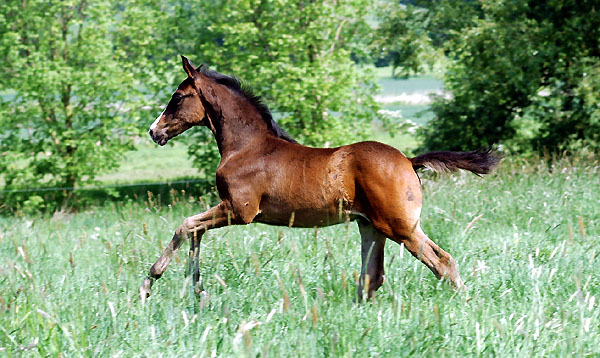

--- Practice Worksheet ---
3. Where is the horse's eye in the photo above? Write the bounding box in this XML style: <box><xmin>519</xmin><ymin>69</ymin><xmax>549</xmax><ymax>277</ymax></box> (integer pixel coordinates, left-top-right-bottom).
<box><xmin>172</xmin><ymin>94</ymin><xmax>184</xmax><ymax>103</ymax></box>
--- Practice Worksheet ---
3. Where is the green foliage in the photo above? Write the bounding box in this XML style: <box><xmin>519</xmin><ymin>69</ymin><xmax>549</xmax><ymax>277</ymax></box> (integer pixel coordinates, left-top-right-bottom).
<box><xmin>372</xmin><ymin>2</ymin><xmax>434</xmax><ymax>78</ymax></box>
<box><xmin>417</xmin><ymin>0</ymin><xmax>600</xmax><ymax>153</ymax></box>
<box><xmin>0</xmin><ymin>0</ymin><xmax>166</xmax><ymax>210</ymax></box>
<box><xmin>373</xmin><ymin>0</ymin><xmax>482</xmax><ymax>78</ymax></box>
<box><xmin>1</xmin><ymin>156</ymin><xmax>599</xmax><ymax>355</ymax></box>
<box><xmin>164</xmin><ymin>0</ymin><xmax>382</xmax><ymax>178</ymax></box>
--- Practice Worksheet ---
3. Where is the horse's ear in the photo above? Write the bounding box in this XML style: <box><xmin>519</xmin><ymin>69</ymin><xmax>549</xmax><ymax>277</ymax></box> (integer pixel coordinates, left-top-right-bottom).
<box><xmin>181</xmin><ymin>55</ymin><xmax>197</xmax><ymax>78</ymax></box>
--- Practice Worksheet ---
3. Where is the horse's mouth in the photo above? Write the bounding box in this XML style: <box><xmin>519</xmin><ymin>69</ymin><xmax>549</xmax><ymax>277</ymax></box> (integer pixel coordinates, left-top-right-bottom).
<box><xmin>149</xmin><ymin>129</ymin><xmax>168</xmax><ymax>146</ymax></box>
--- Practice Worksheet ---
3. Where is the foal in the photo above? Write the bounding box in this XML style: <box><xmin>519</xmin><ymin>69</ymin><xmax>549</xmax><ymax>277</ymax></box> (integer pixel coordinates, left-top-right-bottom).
<box><xmin>140</xmin><ymin>56</ymin><xmax>500</xmax><ymax>302</ymax></box>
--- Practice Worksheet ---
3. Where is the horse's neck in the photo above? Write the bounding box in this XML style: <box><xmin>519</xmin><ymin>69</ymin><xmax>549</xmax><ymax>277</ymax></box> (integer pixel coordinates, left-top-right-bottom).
<box><xmin>209</xmin><ymin>95</ymin><xmax>271</xmax><ymax>157</ymax></box>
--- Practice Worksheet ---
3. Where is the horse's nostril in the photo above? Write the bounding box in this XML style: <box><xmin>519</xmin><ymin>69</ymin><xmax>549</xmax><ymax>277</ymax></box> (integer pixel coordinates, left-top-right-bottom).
<box><xmin>149</xmin><ymin>129</ymin><xmax>154</xmax><ymax>137</ymax></box>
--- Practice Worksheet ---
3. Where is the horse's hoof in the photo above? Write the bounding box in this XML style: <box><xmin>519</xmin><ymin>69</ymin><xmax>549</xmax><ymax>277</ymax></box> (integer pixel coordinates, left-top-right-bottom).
<box><xmin>450</xmin><ymin>279</ymin><xmax>468</xmax><ymax>296</ymax></box>
<box><xmin>452</xmin><ymin>277</ymin><xmax>465</xmax><ymax>291</ymax></box>
<box><xmin>139</xmin><ymin>278</ymin><xmax>153</xmax><ymax>305</ymax></box>
<box><xmin>139</xmin><ymin>287</ymin><xmax>150</xmax><ymax>305</ymax></box>
<box><xmin>195</xmin><ymin>289</ymin><xmax>210</xmax><ymax>308</ymax></box>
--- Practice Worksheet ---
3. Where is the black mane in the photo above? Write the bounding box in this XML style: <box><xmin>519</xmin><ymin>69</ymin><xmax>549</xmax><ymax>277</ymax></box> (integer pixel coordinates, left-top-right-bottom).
<box><xmin>198</xmin><ymin>65</ymin><xmax>297</xmax><ymax>143</ymax></box>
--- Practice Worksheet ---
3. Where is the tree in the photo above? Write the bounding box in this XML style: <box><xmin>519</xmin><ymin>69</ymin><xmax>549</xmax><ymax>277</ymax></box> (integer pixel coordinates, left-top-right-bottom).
<box><xmin>417</xmin><ymin>0</ymin><xmax>600</xmax><ymax>153</ymax></box>
<box><xmin>0</xmin><ymin>0</ymin><xmax>166</xmax><ymax>209</ymax></box>
<box><xmin>372</xmin><ymin>2</ymin><xmax>433</xmax><ymax>78</ymax></box>
<box><xmin>164</xmin><ymin>0</ymin><xmax>382</xmax><ymax>177</ymax></box>
<box><xmin>373</xmin><ymin>0</ymin><xmax>482</xmax><ymax>78</ymax></box>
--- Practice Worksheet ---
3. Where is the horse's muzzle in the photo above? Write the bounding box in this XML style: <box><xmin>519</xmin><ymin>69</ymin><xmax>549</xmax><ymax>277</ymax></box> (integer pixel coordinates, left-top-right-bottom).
<box><xmin>149</xmin><ymin>129</ymin><xmax>168</xmax><ymax>146</ymax></box>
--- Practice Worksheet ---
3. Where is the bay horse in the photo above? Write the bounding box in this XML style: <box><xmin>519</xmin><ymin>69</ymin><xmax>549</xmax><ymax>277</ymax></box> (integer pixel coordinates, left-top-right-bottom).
<box><xmin>140</xmin><ymin>56</ymin><xmax>500</xmax><ymax>303</ymax></box>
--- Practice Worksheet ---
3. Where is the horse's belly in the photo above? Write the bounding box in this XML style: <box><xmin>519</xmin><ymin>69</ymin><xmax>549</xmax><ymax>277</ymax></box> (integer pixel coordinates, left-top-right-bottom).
<box><xmin>255</xmin><ymin>148</ymin><xmax>353</xmax><ymax>227</ymax></box>
<box><xmin>255</xmin><ymin>198</ymin><xmax>346</xmax><ymax>228</ymax></box>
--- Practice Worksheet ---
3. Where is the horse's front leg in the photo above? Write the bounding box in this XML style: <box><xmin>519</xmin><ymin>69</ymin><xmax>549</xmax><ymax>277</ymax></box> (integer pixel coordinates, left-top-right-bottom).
<box><xmin>139</xmin><ymin>201</ymin><xmax>233</xmax><ymax>303</ymax></box>
<box><xmin>187</xmin><ymin>230</ymin><xmax>202</xmax><ymax>294</ymax></box>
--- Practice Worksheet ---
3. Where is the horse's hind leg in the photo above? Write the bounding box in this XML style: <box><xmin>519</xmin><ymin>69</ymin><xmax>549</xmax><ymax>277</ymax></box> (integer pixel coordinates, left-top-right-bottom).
<box><xmin>399</xmin><ymin>226</ymin><xmax>464</xmax><ymax>289</ymax></box>
<box><xmin>364</xmin><ymin>201</ymin><xmax>463</xmax><ymax>288</ymax></box>
<box><xmin>357</xmin><ymin>220</ymin><xmax>387</xmax><ymax>301</ymax></box>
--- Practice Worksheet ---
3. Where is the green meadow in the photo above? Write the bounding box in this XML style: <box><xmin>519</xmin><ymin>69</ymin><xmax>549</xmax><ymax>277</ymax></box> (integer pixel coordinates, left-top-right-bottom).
<box><xmin>1</xmin><ymin>156</ymin><xmax>599</xmax><ymax>356</ymax></box>
<box><xmin>2</xmin><ymin>0</ymin><xmax>598</xmax><ymax>355</ymax></box>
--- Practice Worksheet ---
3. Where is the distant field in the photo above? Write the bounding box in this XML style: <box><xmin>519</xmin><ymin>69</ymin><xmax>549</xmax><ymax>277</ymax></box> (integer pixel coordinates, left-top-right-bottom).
<box><xmin>378</xmin><ymin>76</ymin><xmax>443</xmax><ymax>98</ymax></box>
<box><xmin>375</xmin><ymin>65</ymin><xmax>442</xmax><ymax>127</ymax></box>
<box><xmin>1</xmin><ymin>156</ymin><xmax>598</xmax><ymax>356</ymax></box>
<box><xmin>97</xmin><ymin>141</ymin><xmax>199</xmax><ymax>184</ymax></box>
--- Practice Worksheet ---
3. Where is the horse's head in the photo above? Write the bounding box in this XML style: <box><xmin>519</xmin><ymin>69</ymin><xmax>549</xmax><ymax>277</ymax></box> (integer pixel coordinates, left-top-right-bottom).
<box><xmin>149</xmin><ymin>56</ymin><xmax>208</xmax><ymax>146</ymax></box>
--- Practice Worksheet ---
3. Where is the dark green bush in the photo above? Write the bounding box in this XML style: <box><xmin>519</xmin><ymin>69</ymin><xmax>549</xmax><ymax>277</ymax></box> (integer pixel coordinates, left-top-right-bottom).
<box><xmin>419</xmin><ymin>0</ymin><xmax>600</xmax><ymax>154</ymax></box>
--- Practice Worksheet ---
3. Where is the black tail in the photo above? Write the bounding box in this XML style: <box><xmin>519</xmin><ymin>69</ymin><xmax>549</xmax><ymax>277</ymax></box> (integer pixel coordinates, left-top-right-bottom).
<box><xmin>409</xmin><ymin>148</ymin><xmax>501</xmax><ymax>176</ymax></box>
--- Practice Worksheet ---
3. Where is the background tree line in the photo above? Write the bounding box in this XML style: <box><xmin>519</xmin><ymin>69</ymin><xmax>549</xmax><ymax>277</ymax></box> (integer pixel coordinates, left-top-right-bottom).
<box><xmin>0</xmin><ymin>0</ymin><xmax>598</xmax><ymax>211</ymax></box>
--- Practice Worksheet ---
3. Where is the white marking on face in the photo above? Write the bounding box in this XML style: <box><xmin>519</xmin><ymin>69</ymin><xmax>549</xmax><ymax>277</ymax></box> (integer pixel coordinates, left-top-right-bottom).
<box><xmin>150</xmin><ymin>109</ymin><xmax>165</xmax><ymax>131</ymax></box>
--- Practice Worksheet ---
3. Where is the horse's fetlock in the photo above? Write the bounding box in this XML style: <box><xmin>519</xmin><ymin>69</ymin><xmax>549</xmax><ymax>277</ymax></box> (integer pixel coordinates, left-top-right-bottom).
<box><xmin>149</xmin><ymin>267</ymin><xmax>163</xmax><ymax>280</ymax></box>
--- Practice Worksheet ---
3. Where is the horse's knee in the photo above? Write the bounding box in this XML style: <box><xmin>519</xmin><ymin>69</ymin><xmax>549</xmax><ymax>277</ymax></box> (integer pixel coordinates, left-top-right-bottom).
<box><xmin>174</xmin><ymin>220</ymin><xmax>188</xmax><ymax>237</ymax></box>
<box><xmin>178</xmin><ymin>217</ymin><xmax>205</xmax><ymax>236</ymax></box>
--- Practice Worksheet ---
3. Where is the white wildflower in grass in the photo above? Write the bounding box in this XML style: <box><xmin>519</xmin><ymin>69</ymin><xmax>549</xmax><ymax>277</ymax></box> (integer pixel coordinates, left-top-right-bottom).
<box><xmin>545</xmin><ymin>316</ymin><xmax>562</xmax><ymax>331</ymax></box>
<box><xmin>107</xmin><ymin>301</ymin><xmax>116</xmax><ymax>319</ymax></box>
<box><xmin>528</xmin><ymin>254</ymin><xmax>542</xmax><ymax>280</ymax></box>
<box><xmin>515</xmin><ymin>316</ymin><xmax>526</xmax><ymax>335</ymax></box>
<box><xmin>233</xmin><ymin>320</ymin><xmax>262</xmax><ymax>348</ymax></box>
<box><xmin>583</xmin><ymin>317</ymin><xmax>592</xmax><ymax>333</ymax></box>
<box><xmin>475</xmin><ymin>260</ymin><xmax>489</xmax><ymax>274</ymax></box>
<box><xmin>266</xmin><ymin>309</ymin><xmax>276</xmax><ymax>323</ymax></box>
<box><xmin>201</xmin><ymin>326</ymin><xmax>211</xmax><ymax>343</ymax></box>
<box><xmin>499</xmin><ymin>288</ymin><xmax>512</xmax><ymax>298</ymax></box>
<box><xmin>568</xmin><ymin>290</ymin><xmax>584</xmax><ymax>304</ymax></box>
<box><xmin>150</xmin><ymin>325</ymin><xmax>156</xmax><ymax>341</ymax></box>
<box><xmin>549</xmin><ymin>241</ymin><xmax>563</xmax><ymax>260</ymax></box>
<box><xmin>181</xmin><ymin>310</ymin><xmax>189</xmax><ymax>327</ymax></box>
<box><xmin>475</xmin><ymin>322</ymin><xmax>482</xmax><ymax>353</ymax></box>
<box><xmin>548</xmin><ymin>267</ymin><xmax>557</xmax><ymax>283</ymax></box>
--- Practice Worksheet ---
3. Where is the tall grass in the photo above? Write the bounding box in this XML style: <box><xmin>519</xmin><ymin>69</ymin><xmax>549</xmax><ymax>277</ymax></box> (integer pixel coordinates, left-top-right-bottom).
<box><xmin>0</xmin><ymin>156</ymin><xmax>598</xmax><ymax>356</ymax></box>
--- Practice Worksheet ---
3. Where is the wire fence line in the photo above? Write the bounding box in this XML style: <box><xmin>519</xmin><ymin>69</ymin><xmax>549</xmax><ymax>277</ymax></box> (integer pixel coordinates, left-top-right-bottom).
<box><xmin>0</xmin><ymin>178</ymin><xmax>210</xmax><ymax>194</ymax></box>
